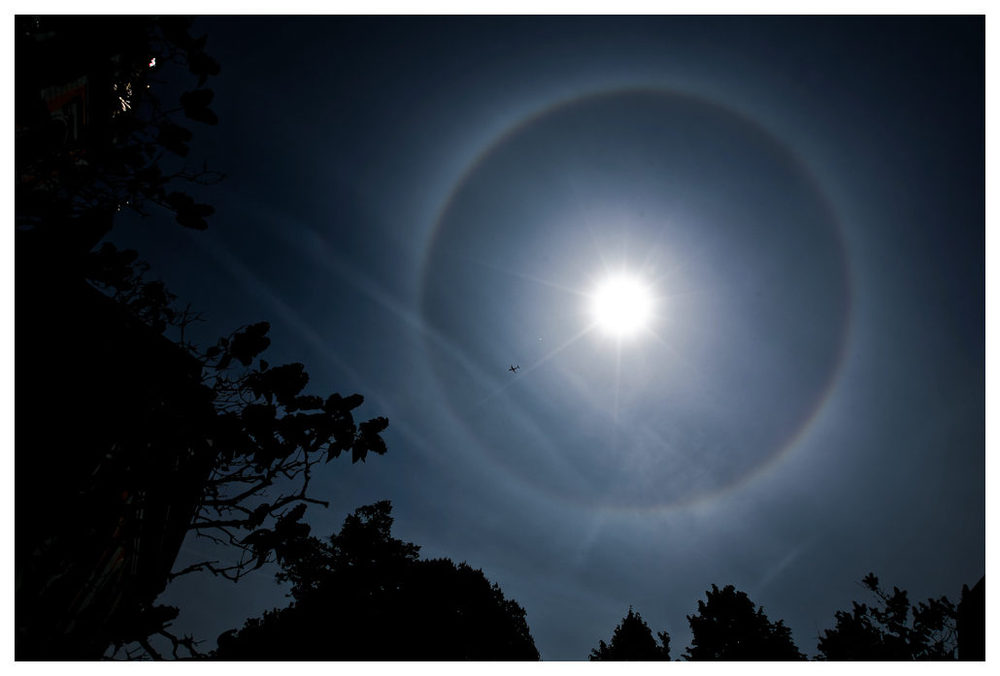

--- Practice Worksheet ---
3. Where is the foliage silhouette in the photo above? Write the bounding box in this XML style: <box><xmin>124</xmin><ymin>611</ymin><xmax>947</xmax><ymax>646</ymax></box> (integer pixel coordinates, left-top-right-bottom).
<box><xmin>817</xmin><ymin>573</ymin><xmax>958</xmax><ymax>660</ymax></box>
<box><xmin>214</xmin><ymin>501</ymin><xmax>540</xmax><ymax>660</ymax></box>
<box><xmin>16</xmin><ymin>15</ymin><xmax>221</xmax><ymax>252</ymax></box>
<box><xmin>16</xmin><ymin>16</ymin><xmax>390</xmax><ymax>659</ymax></box>
<box><xmin>684</xmin><ymin>584</ymin><xmax>805</xmax><ymax>660</ymax></box>
<box><xmin>84</xmin><ymin>251</ymin><xmax>390</xmax><ymax>659</ymax></box>
<box><xmin>589</xmin><ymin>606</ymin><xmax>670</xmax><ymax>660</ymax></box>
<box><xmin>20</xmin><ymin>247</ymin><xmax>391</xmax><ymax>659</ymax></box>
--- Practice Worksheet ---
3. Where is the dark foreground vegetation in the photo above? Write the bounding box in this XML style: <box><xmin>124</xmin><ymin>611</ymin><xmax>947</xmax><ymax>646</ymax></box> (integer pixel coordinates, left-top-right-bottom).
<box><xmin>16</xmin><ymin>15</ymin><xmax>389</xmax><ymax>659</ymax></box>
<box><xmin>214</xmin><ymin>502</ymin><xmax>539</xmax><ymax>660</ymax></box>
<box><xmin>589</xmin><ymin>575</ymin><xmax>984</xmax><ymax>661</ymax></box>
<box><xmin>15</xmin><ymin>15</ymin><xmax>984</xmax><ymax>661</ymax></box>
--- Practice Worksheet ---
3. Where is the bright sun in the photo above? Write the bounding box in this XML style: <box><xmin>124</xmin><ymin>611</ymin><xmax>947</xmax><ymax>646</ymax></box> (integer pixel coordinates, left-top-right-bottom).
<box><xmin>590</xmin><ymin>274</ymin><xmax>654</xmax><ymax>337</ymax></box>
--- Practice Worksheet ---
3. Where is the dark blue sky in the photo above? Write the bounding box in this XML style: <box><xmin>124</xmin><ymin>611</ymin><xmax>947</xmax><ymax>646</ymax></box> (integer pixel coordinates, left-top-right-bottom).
<box><xmin>108</xmin><ymin>16</ymin><xmax>983</xmax><ymax>659</ymax></box>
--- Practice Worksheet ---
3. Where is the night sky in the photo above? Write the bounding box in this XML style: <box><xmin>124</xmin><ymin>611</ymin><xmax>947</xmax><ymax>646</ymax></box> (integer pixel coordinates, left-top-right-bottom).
<box><xmin>105</xmin><ymin>15</ymin><xmax>983</xmax><ymax>659</ymax></box>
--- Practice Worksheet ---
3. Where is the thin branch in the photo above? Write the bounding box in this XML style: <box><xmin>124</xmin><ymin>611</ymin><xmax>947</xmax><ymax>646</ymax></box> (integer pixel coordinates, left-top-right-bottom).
<box><xmin>137</xmin><ymin>636</ymin><xmax>164</xmax><ymax>661</ymax></box>
<box><xmin>188</xmin><ymin>518</ymin><xmax>251</xmax><ymax>530</ymax></box>
<box><xmin>158</xmin><ymin>628</ymin><xmax>205</xmax><ymax>659</ymax></box>
<box><xmin>168</xmin><ymin>558</ymin><xmax>246</xmax><ymax>582</ymax></box>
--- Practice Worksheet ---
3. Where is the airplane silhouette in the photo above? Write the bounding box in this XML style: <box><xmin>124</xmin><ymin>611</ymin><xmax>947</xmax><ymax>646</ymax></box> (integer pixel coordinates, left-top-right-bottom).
<box><xmin>508</xmin><ymin>364</ymin><xmax>520</xmax><ymax>373</ymax></box>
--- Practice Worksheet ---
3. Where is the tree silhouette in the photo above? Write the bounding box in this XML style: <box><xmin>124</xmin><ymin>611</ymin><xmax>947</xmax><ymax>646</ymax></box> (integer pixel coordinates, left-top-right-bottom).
<box><xmin>589</xmin><ymin>606</ymin><xmax>670</xmax><ymax>660</ymax></box>
<box><xmin>16</xmin><ymin>17</ymin><xmax>390</xmax><ymax>659</ymax></box>
<box><xmin>214</xmin><ymin>502</ymin><xmax>540</xmax><ymax>660</ymax></box>
<box><xmin>817</xmin><ymin>573</ymin><xmax>958</xmax><ymax>660</ymax></box>
<box><xmin>684</xmin><ymin>584</ymin><xmax>805</xmax><ymax>660</ymax></box>
<box><xmin>19</xmin><ymin>244</ymin><xmax>391</xmax><ymax>659</ymax></box>
<box><xmin>166</xmin><ymin>314</ymin><xmax>391</xmax><ymax>584</ymax></box>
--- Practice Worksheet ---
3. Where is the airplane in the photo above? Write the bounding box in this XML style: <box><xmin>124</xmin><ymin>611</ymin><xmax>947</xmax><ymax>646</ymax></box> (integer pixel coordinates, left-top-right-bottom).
<box><xmin>508</xmin><ymin>364</ymin><xmax>520</xmax><ymax>373</ymax></box>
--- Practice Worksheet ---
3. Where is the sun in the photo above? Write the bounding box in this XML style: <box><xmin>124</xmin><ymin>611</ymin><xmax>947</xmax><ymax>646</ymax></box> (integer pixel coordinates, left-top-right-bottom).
<box><xmin>590</xmin><ymin>274</ymin><xmax>654</xmax><ymax>337</ymax></box>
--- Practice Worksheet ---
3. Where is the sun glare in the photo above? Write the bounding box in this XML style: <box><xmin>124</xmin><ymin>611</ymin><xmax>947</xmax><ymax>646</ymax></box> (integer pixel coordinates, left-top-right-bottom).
<box><xmin>591</xmin><ymin>274</ymin><xmax>654</xmax><ymax>337</ymax></box>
